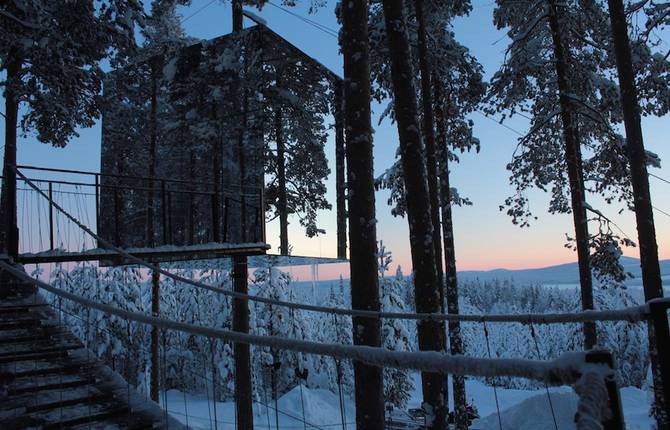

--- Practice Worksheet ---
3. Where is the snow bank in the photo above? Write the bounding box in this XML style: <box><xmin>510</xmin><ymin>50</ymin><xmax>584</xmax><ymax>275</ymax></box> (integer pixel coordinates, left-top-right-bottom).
<box><xmin>475</xmin><ymin>391</ymin><xmax>578</xmax><ymax>430</ymax></box>
<box><xmin>474</xmin><ymin>386</ymin><xmax>653</xmax><ymax>430</ymax></box>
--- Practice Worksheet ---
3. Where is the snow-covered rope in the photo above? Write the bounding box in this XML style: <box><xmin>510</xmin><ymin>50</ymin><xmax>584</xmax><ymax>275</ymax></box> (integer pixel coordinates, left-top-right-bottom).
<box><xmin>0</xmin><ymin>260</ymin><xmax>595</xmax><ymax>384</ymax></box>
<box><xmin>14</xmin><ymin>168</ymin><xmax>657</xmax><ymax>325</ymax></box>
<box><xmin>573</xmin><ymin>364</ymin><xmax>614</xmax><ymax>430</ymax></box>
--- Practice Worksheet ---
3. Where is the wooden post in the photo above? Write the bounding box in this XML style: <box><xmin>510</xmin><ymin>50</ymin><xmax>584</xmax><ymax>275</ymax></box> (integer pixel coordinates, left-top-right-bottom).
<box><xmin>334</xmin><ymin>80</ymin><xmax>347</xmax><ymax>260</ymax></box>
<box><xmin>150</xmin><ymin>267</ymin><xmax>160</xmax><ymax>402</ymax></box>
<box><xmin>232</xmin><ymin>255</ymin><xmax>253</xmax><ymax>430</ymax></box>
<box><xmin>584</xmin><ymin>350</ymin><xmax>625</xmax><ymax>429</ymax></box>
<box><xmin>48</xmin><ymin>182</ymin><xmax>54</xmax><ymax>251</ymax></box>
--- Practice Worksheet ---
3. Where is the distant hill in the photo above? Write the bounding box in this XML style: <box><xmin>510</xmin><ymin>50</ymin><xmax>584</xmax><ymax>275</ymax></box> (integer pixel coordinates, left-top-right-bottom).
<box><xmin>288</xmin><ymin>256</ymin><xmax>670</xmax><ymax>297</ymax></box>
<box><xmin>458</xmin><ymin>256</ymin><xmax>670</xmax><ymax>287</ymax></box>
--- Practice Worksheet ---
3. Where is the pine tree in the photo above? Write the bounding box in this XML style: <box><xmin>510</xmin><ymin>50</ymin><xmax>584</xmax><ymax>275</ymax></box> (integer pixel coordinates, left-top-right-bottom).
<box><xmin>487</xmin><ymin>0</ymin><xmax>639</xmax><ymax>348</ymax></box>
<box><xmin>338</xmin><ymin>0</ymin><xmax>385</xmax><ymax>428</ymax></box>
<box><xmin>0</xmin><ymin>0</ymin><xmax>143</xmax><ymax>254</ymax></box>
<box><xmin>264</xmin><ymin>58</ymin><xmax>332</xmax><ymax>253</ymax></box>
<box><xmin>381</xmin><ymin>260</ymin><xmax>415</xmax><ymax>410</ymax></box>
<box><xmin>605</xmin><ymin>0</ymin><xmax>669</xmax><ymax>424</ymax></box>
<box><xmin>378</xmin><ymin>0</ymin><xmax>448</xmax><ymax>426</ymax></box>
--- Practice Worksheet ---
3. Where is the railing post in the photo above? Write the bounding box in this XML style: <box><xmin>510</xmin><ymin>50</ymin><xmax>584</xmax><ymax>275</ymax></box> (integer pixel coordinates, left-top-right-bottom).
<box><xmin>167</xmin><ymin>191</ymin><xmax>173</xmax><ymax>244</ymax></box>
<box><xmin>223</xmin><ymin>197</ymin><xmax>229</xmax><ymax>243</ymax></box>
<box><xmin>211</xmin><ymin>193</ymin><xmax>220</xmax><ymax>242</ymax></box>
<box><xmin>241</xmin><ymin>198</ymin><xmax>247</xmax><ymax>242</ymax></box>
<box><xmin>585</xmin><ymin>350</ymin><xmax>625</xmax><ymax>429</ymax></box>
<box><xmin>48</xmin><ymin>182</ymin><xmax>54</xmax><ymax>251</ymax></box>
<box><xmin>650</xmin><ymin>300</ymin><xmax>670</xmax><ymax>424</ymax></box>
<box><xmin>94</xmin><ymin>174</ymin><xmax>100</xmax><ymax>235</ymax></box>
<box><xmin>232</xmin><ymin>254</ymin><xmax>253</xmax><ymax>430</ymax></box>
<box><xmin>260</xmin><ymin>187</ymin><xmax>266</xmax><ymax>244</ymax></box>
<box><xmin>161</xmin><ymin>180</ymin><xmax>167</xmax><ymax>245</ymax></box>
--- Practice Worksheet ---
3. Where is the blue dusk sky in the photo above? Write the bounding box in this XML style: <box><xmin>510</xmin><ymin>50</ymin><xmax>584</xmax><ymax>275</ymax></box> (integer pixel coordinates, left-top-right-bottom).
<box><xmin>3</xmin><ymin>0</ymin><xmax>669</xmax><ymax>281</ymax></box>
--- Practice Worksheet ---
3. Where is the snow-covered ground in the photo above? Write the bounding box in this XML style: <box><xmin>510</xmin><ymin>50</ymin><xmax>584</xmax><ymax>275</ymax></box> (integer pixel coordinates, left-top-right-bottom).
<box><xmin>162</xmin><ymin>372</ymin><xmax>654</xmax><ymax>429</ymax></box>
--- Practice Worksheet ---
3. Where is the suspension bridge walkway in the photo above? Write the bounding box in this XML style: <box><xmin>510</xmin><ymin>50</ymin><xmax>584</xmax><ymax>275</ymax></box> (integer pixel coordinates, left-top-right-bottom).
<box><xmin>0</xmin><ymin>274</ymin><xmax>181</xmax><ymax>429</ymax></box>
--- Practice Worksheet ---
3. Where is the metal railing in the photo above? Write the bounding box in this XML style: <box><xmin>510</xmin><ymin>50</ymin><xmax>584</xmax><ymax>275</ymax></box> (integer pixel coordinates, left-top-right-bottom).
<box><xmin>14</xmin><ymin>165</ymin><xmax>266</xmax><ymax>256</ymax></box>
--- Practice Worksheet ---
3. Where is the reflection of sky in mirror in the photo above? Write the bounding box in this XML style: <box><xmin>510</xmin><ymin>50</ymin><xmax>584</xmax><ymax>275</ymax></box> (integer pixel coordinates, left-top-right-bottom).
<box><xmin>4</xmin><ymin>0</ymin><xmax>669</xmax><ymax>281</ymax></box>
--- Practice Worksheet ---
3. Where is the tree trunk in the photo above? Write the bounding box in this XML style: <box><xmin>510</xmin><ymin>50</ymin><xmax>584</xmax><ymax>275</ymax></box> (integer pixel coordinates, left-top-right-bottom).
<box><xmin>415</xmin><ymin>0</ymin><xmax>445</xmax><ymax>307</ymax></box>
<box><xmin>547</xmin><ymin>0</ymin><xmax>596</xmax><ymax>350</ymax></box>
<box><xmin>275</xmin><ymin>73</ymin><xmax>289</xmax><ymax>255</ymax></box>
<box><xmin>334</xmin><ymin>81</ymin><xmax>347</xmax><ymax>260</ymax></box>
<box><xmin>434</xmin><ymin>82</ymin><xmax>469</xmax><ymax>430</ymax></box>
<box><xmin>606</xmin><ymin>0</ymin><xmax>667</xmax><ymax>425</ymax></box>
<box><xmin>381</xmin><ymin>0</ymin><xmax>447</xmax><ymax>427</ymax></box>
<box><xmin>340</xmin><ymin>1</ymin><xmax>385</xmax><ymax>429</ymax></box>
<box><xmin>1</xmin><ymin>47</ymin><xmax>20</xmax><ymax>259</ymax></box>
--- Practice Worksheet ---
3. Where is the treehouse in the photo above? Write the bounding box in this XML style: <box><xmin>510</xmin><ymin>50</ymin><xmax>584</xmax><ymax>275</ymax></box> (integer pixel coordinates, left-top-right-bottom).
<box><xmin>97</xmin><ymin>24</ymin><xmax>347</xmax><ymax>265</ymax></box>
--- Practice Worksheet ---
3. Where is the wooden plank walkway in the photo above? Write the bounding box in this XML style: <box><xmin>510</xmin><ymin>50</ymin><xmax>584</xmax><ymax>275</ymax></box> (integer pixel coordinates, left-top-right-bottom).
<box><xmin>0</xmin><ymin>271</ymin><xmax>184</xmax><ymax>429</ymax></box>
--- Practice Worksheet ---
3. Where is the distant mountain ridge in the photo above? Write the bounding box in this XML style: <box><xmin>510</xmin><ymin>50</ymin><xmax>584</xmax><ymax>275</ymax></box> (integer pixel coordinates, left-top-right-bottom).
<box><xmin>458</xmin><ymin>256</ymin><xmax>670</xmax><ymax>286</ymax></box>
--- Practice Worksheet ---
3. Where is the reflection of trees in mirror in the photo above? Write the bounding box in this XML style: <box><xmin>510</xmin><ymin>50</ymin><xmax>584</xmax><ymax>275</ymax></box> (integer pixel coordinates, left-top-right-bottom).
<box><xmin>100</xmin><ymin>25</ymin><xmax>337</xmax><ymax>252</ymax></box>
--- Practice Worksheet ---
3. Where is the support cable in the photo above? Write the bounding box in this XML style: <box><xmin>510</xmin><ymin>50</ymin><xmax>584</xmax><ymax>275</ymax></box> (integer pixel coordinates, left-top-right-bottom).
<box><xmin>529</xmin><ymin>323</ymin><xmax>559</xmax><ymax>430</ymax></box>
<box><xmin>483</xmin><ymin>321</ymin><xmax>503</xmax><ymax>430</ymax></box>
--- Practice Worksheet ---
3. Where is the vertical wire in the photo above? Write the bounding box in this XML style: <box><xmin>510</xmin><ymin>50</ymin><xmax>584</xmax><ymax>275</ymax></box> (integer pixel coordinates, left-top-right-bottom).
<box><xmin>263</xmin><ymin>370</ymin><xmax>273</xmax><ymax>429</ymax></box>
<box><xmin>36</xmin><ymin>187</ymin><xmax>44</xmax><ymax>252</ymax></box>
<box><xmin>529</xmin><ymin>323</ymin><xmax>558</xmax><ymax>430</ymax></box>
<box><xmin>58</xmin><ymin>296</ymin><xmax>64</xmax><ymax>423</ymax></box>
<box><xmin>210</xmin><ymin>339</ymin><xmax>219</xmax><ymax>430</ymax></box>
<box><xmin>182</xmin><ymin>384</ymin><xmax>190</xmax><ymax>429</ymax></box>
<box><xmin>85</xmin><ymin>304</ymin><xmax>93</xmax><ymax>430</ymax></box>
<box><xmin>162</xmin><ymin>330</ymin><xmax>170</xmax><ymax>429</ymax></box>
<box><xmin>483</xmin><ymin>321</ymin><xmax>503</xmax><ymax>430</ymax></box>
<box><xmin>332</xmin><ymin>313</ymin><xmax>347</xmax><ymax>430</ymax></box>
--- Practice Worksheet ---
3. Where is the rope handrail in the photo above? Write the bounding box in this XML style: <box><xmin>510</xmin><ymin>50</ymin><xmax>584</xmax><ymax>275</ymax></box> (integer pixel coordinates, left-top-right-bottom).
<box><xmin>15</xmin><ymin>168</ymin><xmax>658</xmax><ymax>325</ymax></box>
<box><xmin>0</xmin><ymin>260</ymin><xmax>601</xmax><ymax>384</ymax></box>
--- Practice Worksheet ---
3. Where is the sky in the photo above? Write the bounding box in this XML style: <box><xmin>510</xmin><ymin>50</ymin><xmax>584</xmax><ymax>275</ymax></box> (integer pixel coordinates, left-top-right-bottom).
<box><xmin>2</xmin><ymin>0</ymin><xmax>670</xmax><ymax>282</ymax></box>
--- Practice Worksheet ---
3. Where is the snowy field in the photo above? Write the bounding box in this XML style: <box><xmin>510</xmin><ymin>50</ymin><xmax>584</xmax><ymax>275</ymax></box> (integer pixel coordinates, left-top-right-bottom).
<box><xmin>162</xmin><ymin>372</ymin><xmax>654</xmax><ymax>429</ymax></box>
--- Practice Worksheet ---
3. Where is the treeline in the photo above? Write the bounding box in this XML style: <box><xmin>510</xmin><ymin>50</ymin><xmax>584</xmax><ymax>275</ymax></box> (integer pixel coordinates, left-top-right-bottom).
<box><xmin>44</xmin><ymin>263</ymin><xmax>650</xmax><ymax>406</ymax></box>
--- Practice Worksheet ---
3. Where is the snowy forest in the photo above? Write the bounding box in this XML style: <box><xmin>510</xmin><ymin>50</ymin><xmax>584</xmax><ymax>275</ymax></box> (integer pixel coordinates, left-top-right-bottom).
<box><xmin>1</xmin><ymin>0</ymin><xmax>670</xmax><ymax>429</ymax></box>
